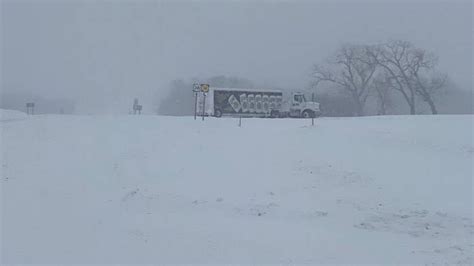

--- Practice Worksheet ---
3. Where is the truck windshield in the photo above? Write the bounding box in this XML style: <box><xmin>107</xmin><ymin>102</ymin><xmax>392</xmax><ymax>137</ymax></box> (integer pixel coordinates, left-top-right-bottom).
<box><xmin>294</xmin><ymin>94</ymin><xmax>305</xmax><ymax>103</ymax></box>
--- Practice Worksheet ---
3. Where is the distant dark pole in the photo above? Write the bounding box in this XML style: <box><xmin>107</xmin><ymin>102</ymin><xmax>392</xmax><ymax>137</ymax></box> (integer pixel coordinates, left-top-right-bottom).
<box><xmin>202</xmin><ymin>93</ymin><xmax>206</xmax><ymax>121</ymax></box>
<box><xmin>26</xmin><ymin>103</ymin><xmax>35</xmax><ymax>115</ymax></box>
<box><xmin>239</xmin><ymin>116</ymin><xmax>242</xmax><ymax>127</ymax></box>
<box><xmin>312</xmin><ymin>93</ymin><xmax>315</xmax><ymax>126</ymax></box>
<box><xmin>194</xmin><ymin>92</ymin><xmax>198</xmax><ymax>120</ymax></box>
<box><xmin>133</xmin><ymin>98</ymin><xmax>139</xmax><ymax>115</ymax></box>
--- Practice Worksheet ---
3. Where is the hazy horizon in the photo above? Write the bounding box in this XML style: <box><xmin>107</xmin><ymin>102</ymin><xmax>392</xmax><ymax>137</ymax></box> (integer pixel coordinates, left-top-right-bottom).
<box><xmin>2</xmin><ymin>0</ymin><xmax>472</xmax><ymax>114</ymax></box>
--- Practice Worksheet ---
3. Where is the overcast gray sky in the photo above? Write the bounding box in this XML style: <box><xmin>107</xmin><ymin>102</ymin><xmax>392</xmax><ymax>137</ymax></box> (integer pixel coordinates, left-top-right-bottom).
<box><xmin>1</xmin><ymin>0</ymin><xmax>472</xmax><ymax>114</ymax></box>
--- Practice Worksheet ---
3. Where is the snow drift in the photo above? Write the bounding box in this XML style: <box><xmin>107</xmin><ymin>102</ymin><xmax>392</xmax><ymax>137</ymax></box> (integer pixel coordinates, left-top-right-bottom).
<box><xmin>1</xmin><ymin>112</ymin><xmax>473</xmax><ymax>264</ymax></box>
<box><xmin>0</xmin><ymin>109</ymin><xmax>28</xmax><ymax>122</ymax></box>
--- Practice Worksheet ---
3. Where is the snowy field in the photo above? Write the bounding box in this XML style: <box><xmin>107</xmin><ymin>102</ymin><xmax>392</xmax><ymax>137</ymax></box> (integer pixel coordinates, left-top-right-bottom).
<box><xmin>1</xmin><ymin>110</ymin><xmax>473</xmax><ymax>264</ymax></box>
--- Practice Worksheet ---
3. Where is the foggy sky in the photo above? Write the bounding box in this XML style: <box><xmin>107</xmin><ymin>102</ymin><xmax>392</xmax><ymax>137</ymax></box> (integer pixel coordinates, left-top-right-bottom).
<box><xmin>1</xmin><ymin>0</ymin><xmax>472</xmax><ymax>114</ymax></box>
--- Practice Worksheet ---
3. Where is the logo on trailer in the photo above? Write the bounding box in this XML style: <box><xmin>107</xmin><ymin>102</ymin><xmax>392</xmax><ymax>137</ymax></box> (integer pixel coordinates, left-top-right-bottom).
<box><xmin>213</xmin><ymin>90</ymin><xmax>283</xmax><ymax>115</ymax></box>
<box><xmin>228</xmin><ymin>95</ymin><xmax>242</xmax><ymax>112</ymax></box>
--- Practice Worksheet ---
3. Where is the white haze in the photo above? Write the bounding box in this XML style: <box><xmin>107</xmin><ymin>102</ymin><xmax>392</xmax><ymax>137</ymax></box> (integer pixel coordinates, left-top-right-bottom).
<box><xmin>1</xmin><ymin>0</ymin><xmax>472</xmax><ymax>114</ymax></box>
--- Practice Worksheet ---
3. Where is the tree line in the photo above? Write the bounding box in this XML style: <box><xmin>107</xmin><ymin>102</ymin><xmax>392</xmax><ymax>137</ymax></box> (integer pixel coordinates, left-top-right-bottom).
<box><xmin>312</xmin><ymin>40</ymin><xmax>448</xmax><ymax>116</ymax></box>
<box><xmin>158</xmin><ymin>39</ymin><xmax>470</xmax><ymax>117</ymax></box>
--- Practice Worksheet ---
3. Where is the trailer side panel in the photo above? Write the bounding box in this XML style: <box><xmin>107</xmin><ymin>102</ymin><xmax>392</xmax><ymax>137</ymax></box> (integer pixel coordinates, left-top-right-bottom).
<box><xmin>214</xmin><ymin>89</ymin><xmax>283</xmax><ymax>117</ymax></box>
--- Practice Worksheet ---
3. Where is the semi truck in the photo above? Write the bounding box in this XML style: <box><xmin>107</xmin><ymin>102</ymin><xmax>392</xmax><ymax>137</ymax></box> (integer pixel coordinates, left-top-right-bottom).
<box><xmin>196</xmin><ymin>87</ymin><xmax>321</xmax><ymax>118</ymax></box>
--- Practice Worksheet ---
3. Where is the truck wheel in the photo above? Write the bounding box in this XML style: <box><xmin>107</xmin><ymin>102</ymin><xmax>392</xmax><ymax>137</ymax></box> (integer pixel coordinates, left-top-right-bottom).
<box><xmin>270</xmin><ymin>110</ymin><xmax>279</xmax><ymax>118</ymax></box>
<box><xmin>302</xmin><ymin>110</ymin><xmax>313</xmax><ymax>118</ymax></box>
<box><xmin>214</xmin><ymin>109</ymin><xmax>222</xmax><ymax>117</ymax></box>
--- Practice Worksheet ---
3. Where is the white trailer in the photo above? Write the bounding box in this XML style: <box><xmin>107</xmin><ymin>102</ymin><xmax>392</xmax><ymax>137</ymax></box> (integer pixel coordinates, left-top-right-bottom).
<box><xmin>196</xmin><ymin>87</ymin><xmax>321</xmax><ymax>118</ymax></box>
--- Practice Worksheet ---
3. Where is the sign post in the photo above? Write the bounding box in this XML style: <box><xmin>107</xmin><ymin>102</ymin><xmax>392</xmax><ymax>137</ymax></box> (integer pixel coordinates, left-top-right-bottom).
<box><xmin>202</xmin><ymin>93</ymin><xmax>206</xmax><ymax>121</ymax></box>
<box><xmin>200</xmin><ymin>84</ymin><xmax>209</xmax><ymax>121</ymax></box>
<box><xmin>192</xmin><ymin>83</ymin><xmax>200</xmax><ymax>120</ymax></box>
<box><xmin>194</xmin><ymin>92</ymin><xmax>198</xmax><ymax>120</ymax></box>
<box><xmin>132</xmin><ymin>98</ymin><xmax>142</xmax><ymax>115</ymax></box>
<box><xmin>26</xmin><ymin>102</ymin><xmax>35</xmax><ymax>115</ymax></box>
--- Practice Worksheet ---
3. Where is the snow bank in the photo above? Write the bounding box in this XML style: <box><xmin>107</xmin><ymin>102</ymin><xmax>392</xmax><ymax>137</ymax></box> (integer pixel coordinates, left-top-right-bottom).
<box><xmin>1</xmin><ymin>114</ymin><xmax>473</xmax><ymax>264</ymax></box>
<box><xmin>0</xmin><ymin>109</ymin><xmax>28</xmax><ymax>122</ymax></box>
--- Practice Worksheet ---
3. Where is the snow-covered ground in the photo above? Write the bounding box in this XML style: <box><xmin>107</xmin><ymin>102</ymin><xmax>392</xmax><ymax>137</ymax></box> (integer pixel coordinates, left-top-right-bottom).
<box><xmin>1</xmin><ymin>110</ymin><xmax>473</xmax><ymax>264</ymax></box>
<box><xmin>0</xmin><ymin>109</ymin><xmax>28</xmax><ymax>122</ymax></box>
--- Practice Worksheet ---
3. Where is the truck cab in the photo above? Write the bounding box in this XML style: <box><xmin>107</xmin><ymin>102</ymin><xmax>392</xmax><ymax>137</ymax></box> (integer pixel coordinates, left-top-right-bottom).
<box><xmin>288</xmin><ymin>92</ymin><xmax>321</xmax><ymax>118</ymax></box>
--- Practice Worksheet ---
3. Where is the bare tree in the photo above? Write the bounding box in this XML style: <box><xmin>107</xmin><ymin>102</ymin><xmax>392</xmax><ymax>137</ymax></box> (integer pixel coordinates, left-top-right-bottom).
<box><xmin>372</xmin><ymin>73</ymin><xmax>393</xmax><ymax>115</ymax></box>
<box><xmin>312</xmin><ymin>44</ymin><xmax>377</xmax><ymax>116</ymax></box>
<box><xmin>367</xmin><ymin>40</ymin><xmax>416</xmax><ymax>114</ymax></box>
<box><xmin>407</xmin><ymin>49</ymin><xmax>447</xmax><ymax>114</ymax></box>
<box><xmin>413</xmin><ymin>74</ymin><xmax>447</xmax><ymax>114</ymax></box>
<box><xmin>368</xmin><ymin>40</ymin><xmax>445</xmax><ymax>115</ymax></box>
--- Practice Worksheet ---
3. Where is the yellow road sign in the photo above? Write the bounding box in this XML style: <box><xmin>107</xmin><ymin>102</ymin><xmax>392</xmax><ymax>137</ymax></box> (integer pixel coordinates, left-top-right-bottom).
<box><xmin>200</xmin><ymin>84</ymin><xmax>209</xmax><ymax>93</ymax></box>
